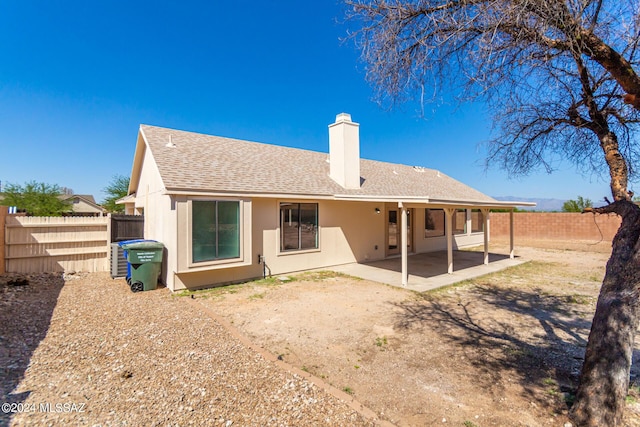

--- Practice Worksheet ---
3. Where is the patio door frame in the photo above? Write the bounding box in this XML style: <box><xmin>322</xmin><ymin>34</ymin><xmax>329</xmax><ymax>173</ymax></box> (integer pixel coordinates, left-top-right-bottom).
<box><xmin>386</xmin><ymin>206</ymin><xmax>413</xmax><ymax>257</ymax></box>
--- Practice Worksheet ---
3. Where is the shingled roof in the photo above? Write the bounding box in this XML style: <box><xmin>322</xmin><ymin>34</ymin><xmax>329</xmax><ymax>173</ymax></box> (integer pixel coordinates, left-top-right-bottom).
<box><xmin>137</xmin><ymin>124</ymin><xmax>506</xmax><ymax>206</ymax></box>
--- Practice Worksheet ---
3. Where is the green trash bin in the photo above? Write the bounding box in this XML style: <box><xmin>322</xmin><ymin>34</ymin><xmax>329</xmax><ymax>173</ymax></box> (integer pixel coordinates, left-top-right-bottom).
<box><xmin>122</xmin><ymin>241</ymin><xmax>164</xmax><ymax>292</ymax></box>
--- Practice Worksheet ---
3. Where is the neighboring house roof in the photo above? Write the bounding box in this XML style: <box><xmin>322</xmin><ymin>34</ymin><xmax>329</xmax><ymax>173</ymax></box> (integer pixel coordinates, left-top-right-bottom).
<box><xmin>59</xmin><ymin>194</ymin><xmax>106</xmax><ymax>213</ymax></box>
<box><xmin>0</xmin><ymin>194</ymin><xmax>105</xmax><ymax>213</ymax></box>
<box><xmin>60</xmin><ymin>194</ymin><xmax>97</xmax><ymax>204</ymax></box>
<box><xmin>132</xmin><ymin>124</ymin><xmax>528</xmax><ymax>207</ymax></box>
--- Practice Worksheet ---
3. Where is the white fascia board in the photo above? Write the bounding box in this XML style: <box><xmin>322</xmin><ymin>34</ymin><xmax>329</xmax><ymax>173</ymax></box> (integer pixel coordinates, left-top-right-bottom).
<box><xmin>162</xmin><ymin>189</ymin><xmax>535</xmax><ymax>208</ymax></box>
<box><xmin>427</xmin><ymin>198</ymin><xmax>537</xmax><ymax>208</ymax></box>
<box><xmin>163</xmin><ymin>189</ymin><xmax>336</xmax><ymax>200</ymax></box>
<box><xmin>333</xmin><ymin>194</ymin><xmax>430</xmax><ymax>203</ymax></box>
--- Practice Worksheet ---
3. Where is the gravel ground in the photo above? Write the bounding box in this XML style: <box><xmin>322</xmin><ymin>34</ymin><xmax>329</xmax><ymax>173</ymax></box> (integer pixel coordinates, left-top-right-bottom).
<box><xmin>0</xmin><ymin>272</ymin><xmax>377</xmax><ymax>427</ymax></box>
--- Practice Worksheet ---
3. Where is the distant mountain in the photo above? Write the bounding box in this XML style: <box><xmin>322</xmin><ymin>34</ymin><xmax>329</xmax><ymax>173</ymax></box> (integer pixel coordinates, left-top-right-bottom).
<box><xmin>493</xmin><ymin>196</ymin><xmax>566</xmax><ymax>212</ymax></box>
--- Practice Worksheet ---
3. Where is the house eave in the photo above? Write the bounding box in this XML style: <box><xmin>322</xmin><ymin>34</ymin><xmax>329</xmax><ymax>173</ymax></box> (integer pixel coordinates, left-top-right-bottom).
<box><xmin>162</xmin><ymin>188</ymin><xmax>336</xmax><ymax>200</ymax></box>
<box><xmin>427</xmin><ymin>198</ymin><xmax>537</xmax><ymax>209</ymax></box>
<box><xmin>333</xmin><ymin>194</ymin><xmax>430</xmax><ymax>203</ymax></box>
<box><xmin>332</xmin><ymin>194</ymin><xmax>535</xmax><ymax>208</ymax></box>
<box><xmin>116</xmin><ymin>193</ymin><xmax>136</xmax><ymax>205</ymax></box>
<box><xmin>160</xmin><ymin>188</ymin><xmax>534</xmax><ymax>208</ymax></box>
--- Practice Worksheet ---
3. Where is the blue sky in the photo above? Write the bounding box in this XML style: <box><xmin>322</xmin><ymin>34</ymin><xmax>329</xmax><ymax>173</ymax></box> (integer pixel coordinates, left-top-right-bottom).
<box><xmin>0</xmin><ymin>1</ymin><xmax>616</xmax><ymax>206</ymax></box>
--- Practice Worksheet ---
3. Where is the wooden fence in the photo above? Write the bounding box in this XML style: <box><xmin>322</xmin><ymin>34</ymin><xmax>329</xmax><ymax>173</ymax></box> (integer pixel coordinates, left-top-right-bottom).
<box><xmin>4</xmin><ymin>215</ymin><xmax>110</xmax><ymax>273</ymax></box>
<box><xmin>110</xmin><ymin>214</ymin><xmax>144</xmax><ymax>242</ymax></box>
<box><xmin>0</xmin><ymin>208</ymin><xmax>6</xmax><ymax>274</ymax></box>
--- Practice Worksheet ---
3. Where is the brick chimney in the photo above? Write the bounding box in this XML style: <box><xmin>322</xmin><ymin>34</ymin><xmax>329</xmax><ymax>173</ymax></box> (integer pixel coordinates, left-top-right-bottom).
<box><xmin>328</xmin><ymin>113</ymin><xmax>360</xmax><ymax>189</ymax></box>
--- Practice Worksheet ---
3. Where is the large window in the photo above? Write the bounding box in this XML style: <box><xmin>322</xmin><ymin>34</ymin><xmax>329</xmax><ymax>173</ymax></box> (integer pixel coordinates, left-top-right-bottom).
<box><xmin>453</xmin><ymin>209</ymin><xmax>467</xmax><ymax>235</ymax></box>
<box><xmin>471</xmin><ymin>209</ymin><xmax>484</xmax><ymax>233</ymax></box>
<box><xmin>425</xmin><ymin>208</ymin><xmax>472</xmax><ymax>236</ymax></box>
<box><xmin>424</xmin><ymin>209</ymin><xmax>445</xmax><ymax>238</ymax></box>
<box><xmin>192</xmin><ymin>200</ymin><xmax>240</xmax><ymax>263</ymax></box>
<box><xmin>280</xmin><ymin>202</ymin><xmax>318</xmax><ymax>251</ymax></box>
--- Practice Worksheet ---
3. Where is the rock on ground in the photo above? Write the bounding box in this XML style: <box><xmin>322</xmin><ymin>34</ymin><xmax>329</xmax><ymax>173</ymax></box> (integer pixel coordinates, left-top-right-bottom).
<box><xmin>0</xmin><ymin>272</ymin><xmax>375</xmax><ymax>426</ymax></box>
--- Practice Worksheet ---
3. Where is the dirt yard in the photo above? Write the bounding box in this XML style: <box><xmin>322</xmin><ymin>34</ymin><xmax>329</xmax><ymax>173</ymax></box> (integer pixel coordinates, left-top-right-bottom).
<box><xmin>4</xmin><ymin>239</ymin><xmax>640</xmax><ymax>426</ymax></box>
<box><xmin>188</xmin><ymin>240</ymin><xmax>640</xmax><ymax>427</ymax></box>
<box><xmin>1</xmin><ymin>273</ymin><xmax>372</xmax><ymax>427</ymax></box>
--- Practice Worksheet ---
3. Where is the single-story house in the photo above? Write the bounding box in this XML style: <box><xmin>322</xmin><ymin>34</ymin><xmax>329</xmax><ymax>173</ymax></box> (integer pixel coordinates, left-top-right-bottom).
<box><xmin>59</xmin><ymin>194</ymin><xmax>106</xmax><ymax>216</ymax></box>
<box><xmin>122</xmin><ymin>113</ymin><xmax>532</xmax><ymax>291</ymax></box>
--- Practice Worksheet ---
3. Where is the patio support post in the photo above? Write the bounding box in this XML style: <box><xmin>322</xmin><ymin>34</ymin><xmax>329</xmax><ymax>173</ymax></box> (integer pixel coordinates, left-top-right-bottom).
<box><xmin>509</xmin><ymin>209</ymin><xmax>515</xmax><ymax>259</ymax></box>
<box><xmin>400</xmin><ymin>202</ymin><xmax>408</xmax><ymax>286</ymax></box>
<box><xmin>444</xmin><ymin>208</ymin><xmax>455</xmax><ymax>274</ymax></box>
<box><xmin>482</xmin><ymin>208</ymin><xmax>490</xmax><ymax>265</ymax></box>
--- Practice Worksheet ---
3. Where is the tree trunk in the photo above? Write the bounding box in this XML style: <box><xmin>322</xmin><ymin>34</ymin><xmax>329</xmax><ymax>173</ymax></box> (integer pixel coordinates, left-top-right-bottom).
<box><xmin>571</xmin><ymin>201</ymin><xmax>640</xmax><ymax>426</ymax></box>
<box><xmin>597</xmin><ymin>132</ymin><xmax>629</xmax><ymax>202</ymax></box>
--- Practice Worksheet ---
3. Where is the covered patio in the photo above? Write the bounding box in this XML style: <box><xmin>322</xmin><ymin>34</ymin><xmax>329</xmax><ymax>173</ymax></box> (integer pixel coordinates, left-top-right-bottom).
<box><xmin>333</xmin><ymin>197</ymin><xmax>531</xmax><ymax>289</ymax></box>
<box><xmin>329</xmin><ymin>248</ymin><xmax>525</xmax><ymax>292</ymax></box>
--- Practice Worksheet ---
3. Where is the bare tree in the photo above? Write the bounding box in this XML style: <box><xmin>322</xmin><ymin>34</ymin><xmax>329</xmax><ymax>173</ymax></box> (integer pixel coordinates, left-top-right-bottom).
<box><xmin>346</xmin><ymin>0</ymin><xmax>640</xmax><ymax>425</ymax></box>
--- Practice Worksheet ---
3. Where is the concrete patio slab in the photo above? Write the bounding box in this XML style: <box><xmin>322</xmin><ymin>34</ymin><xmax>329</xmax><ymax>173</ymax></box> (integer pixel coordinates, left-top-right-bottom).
<box><xmin>328</xmin><ymin>250</ymin><xmax>525</xmax><ymax>292</ymax></box>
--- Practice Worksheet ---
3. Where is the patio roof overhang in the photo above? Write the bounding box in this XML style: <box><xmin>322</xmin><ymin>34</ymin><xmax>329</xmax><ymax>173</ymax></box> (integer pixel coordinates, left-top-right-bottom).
<box><xmin>333</xmin><ymin>194</ymin><xmax>536</xmax><ymax>209</ymax></box>
<box><xmin>162</xmin><ymin>188</ymin><xmax>536</xmax><ymax>209</ymax></box>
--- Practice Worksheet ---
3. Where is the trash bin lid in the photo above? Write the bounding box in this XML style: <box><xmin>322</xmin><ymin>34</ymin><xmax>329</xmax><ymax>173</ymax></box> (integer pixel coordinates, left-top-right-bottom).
<box><xmin>118</xmin><ymin>239</ymin><xmax>150</xmax><ymax>248</ymax></box>
<box><xmin>122</xmin><ymin>241</ymin><xmax>164</xmax><ymax>250</ymax></box>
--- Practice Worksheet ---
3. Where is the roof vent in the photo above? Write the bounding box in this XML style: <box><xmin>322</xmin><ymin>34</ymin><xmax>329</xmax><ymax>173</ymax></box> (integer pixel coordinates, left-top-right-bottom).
<box><xmin>165</xmin><ymin>134</ymin><xmax>176</xmax><ymax>148</ymax></box>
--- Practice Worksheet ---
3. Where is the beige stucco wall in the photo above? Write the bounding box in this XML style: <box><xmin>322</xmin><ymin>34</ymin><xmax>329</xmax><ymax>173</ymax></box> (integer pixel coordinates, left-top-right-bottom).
<box><xmin>169</xmin><ymin>198</ymin><xmax>386</xmax><ymax>291</ymax></box>
<box><xmin>386</xmin><ymin>205</ymin><xmax>487</xmax><ymax>254</ymax></box>
<box><xmin>133</xmin><ymin>145</ymin><xmax>177</xmax><ymax>286</ymax></box>
<box><xmin>260</xmin><ymin>199</ymin><xmax>386</xmax><ymax>274</ymax></box>
<box><xmin>171</xmin><ymin>196</ymin><xmax>255</xmax><ymax>290</ymax></box>
<box><xmin>135</xmin><ymin>187</ymin><xmax>489</xmax><ymax>291</ymax></box>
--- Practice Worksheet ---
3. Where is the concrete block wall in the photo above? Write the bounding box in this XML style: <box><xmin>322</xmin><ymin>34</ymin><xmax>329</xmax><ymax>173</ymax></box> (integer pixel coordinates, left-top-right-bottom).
<box><xmin>491</xmin><ymin>212</ymin><xmax>621</xmax><ymax>242</ymax></box>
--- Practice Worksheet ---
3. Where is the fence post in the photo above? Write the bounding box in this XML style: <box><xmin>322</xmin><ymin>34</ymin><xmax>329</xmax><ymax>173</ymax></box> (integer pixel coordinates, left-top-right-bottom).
<box><xmin>0</xmin><ymin>206</ymin><xmax>6</xmax><ymax>275</ymax></box>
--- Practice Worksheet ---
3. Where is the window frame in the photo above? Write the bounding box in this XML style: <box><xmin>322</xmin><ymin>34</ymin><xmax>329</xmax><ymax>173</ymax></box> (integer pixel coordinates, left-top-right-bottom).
<box><xmin>470</xmin><ymin>209</ymin><xmax>484</xmax><ymax>233</ymax></box>
<box><xmin>424</xmin><ymin>208</ymin><xmax>445</xmax><ymax>238</ymax></box>
<box><xmin>187</xmin><ymin>199</ymin><xmax>244</xmax><ymax>267</ymax></box>
<box><xmin>278</xmin><ymin>201</ymin><xmax>320</xmax><ymax>254</ymax></box>
<box><xmin>452</xmin><ymin>209</ymin><xmax>467</xmax><ymax>235</ymax></box>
